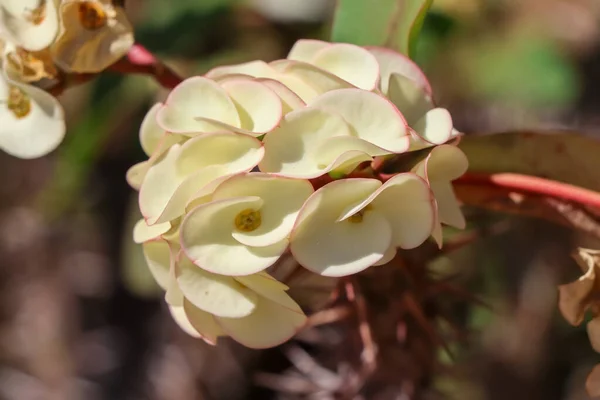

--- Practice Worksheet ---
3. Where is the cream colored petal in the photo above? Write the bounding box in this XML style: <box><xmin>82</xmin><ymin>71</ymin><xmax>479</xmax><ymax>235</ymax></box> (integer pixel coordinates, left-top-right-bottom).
<box><xmin>219</xmin><ymin>78</ymin><xmax>282</xmax><ymax>135</ymax></box>
<box><xmin>411</xmin><ymin>108</ymin><xmax>453</xmax><ymax>146</ymax></box>
<box><xmin>310</xmin><ymin>88</ymin><xmax>409</xmax><ymax>153</ymax></box>
<box><xmin>277</xmin><ymin>60</ymin><xmax>354</xmax><ymax>98</ymax></box>
<box><xmin>256</xmin><ymin>78</ymin><xmax>306</xmax><ymax>112</ymax></box>
<box><xmin>431</xmin><ymin>181</ymin><xmax>465</xmax><ymax>229</ymax></box>
<box><xmin>133</xmin><ymin>219</ymin><xmax>171</xmax><ymax>244</ymax></box>
<box><xmin>387</xmin><ymin>72</ymin><xmax>434</xmax><ymax>124</ymax></box>
<box><xmin>373</xmin><ymin>244</ymin><xmax>397</xmax><ymax>266</ymax></box>
<box><xmin>259</xmin><ymin>107</ymin><xmax>353</xmax><ymax>178</ymax></box>
<box><xmin>370</xmin><ymin>173</ymin><xmax>435</xmax><ymax>249</ymax></box>
<box><xmin>126</xmin><ymin>161</ymin><xmax>148</xmax><ymax>191</ymax></box>
<box><xmin>206</xmin><ymin>60</ymin><xmax>279</xmax><ymax>79</ymax></box>
<box><xmin>217</xmin><ymin>296</ymin><xmax>306</xmax><ymax>349</ymax></box>
<box><xmin>140</xmin><ymin>103</ymin><xmax>166</xmax><ymax>156</ymax></box>
<box><xmin>367</xmin><ymin>46</ymin><xmax>432</xmax><ymax>95</ymax></box>
<box><xmin>287</xmin><ymin>38</ymin><xmax>330</xmax><ymax>62</ymax></box>
<box><xmin>235</xmin><ymin>273</ymin><xmax>302</xmax><ymax>314</ymax></box>
<box><xmin>168</xmin><ymin>305</ymin><xmax>201</xmax><ymax>338</ymax></box>
<box><xmin>291</xmin><ymin>179</ymin><xmax>392</xmax><ymax>276</ymax></box>
<box><xmin>183</xmin><ymin>299</ymin><xmax>224</xmax><ymax>345</ymax></box>
<box><xmin>420</xmin><ymin>144</ymin><xmax>469</xmax><ymax>182</ymax></box>
<box><xmin>52</xmin><ymin>1</ymin><xmax>133</xmax><ymax>72</ymax></box>
<box><xmin>156</xmin><ymin>77</ymin><xmax>240</xmax><ymax>134</ymax></box>
<box><xmin>0</xmin><ymin>75</ymin><xmax>65</xmax><ymax>159</ymax></box>
<box><xmin>0</xmin><ymin>0</ymin><xmax>59</xmax><ymax>51</ymax></box>
<box><xmin>181</xmin><ymin>196</ymin><xmax>289</xmax><ymax>275</ymax></box>
<box><xmin>212</xmin><ymin>173</ymin><xmax>314</xmax><ymax>247</ymax></box>
<box><xmin>176</xmin><ymin>255</ymin><xmax>259</xmax><ymax>318</ymax></box>
<box><xmin>142</xmin><ymin>239</ymin><xmax>174</xmax><ymax>290</ymax></box>
<box><xmin>311</xmin><ymin>43</ymin><xmax>380</xmax><ymax>90</ymax></box>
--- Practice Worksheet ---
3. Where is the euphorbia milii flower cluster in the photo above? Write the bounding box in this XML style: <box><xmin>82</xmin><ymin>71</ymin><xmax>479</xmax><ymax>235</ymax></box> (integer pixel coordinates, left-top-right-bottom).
<box><xmin>0</xmin><ymin>0</ymin><xmax>134</xmax><ymax>158</ymax></box>
<box><xmin>129</xmin><ymin>39</ymin><xmax>469</xmax><ymax>348</ymax></box>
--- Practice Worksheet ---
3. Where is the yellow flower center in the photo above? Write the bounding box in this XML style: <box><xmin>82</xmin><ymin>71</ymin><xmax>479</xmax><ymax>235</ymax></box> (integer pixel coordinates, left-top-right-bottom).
<box><xmin>6</xmin><ymin>86</ymin><xmax>32</xmax><ymax>119</ymax></box>
<box><xmin>25</xmin><ymin>2</ymin><xmax>47</xmax><ymax>25</ymax></box>
<box><xmin>78</xmin><ymin>2</ymin><xmax>108</xmax><ymax>30</ymax></box>
<box><xmin>347</xmin><ymin>205</ymin><xmax>372</xmax><ymax>224</ymax></box>
<box><xmin>234</xmin><ymin>209</ymin><xmax>262</xmax><ymax>232</ymax></box>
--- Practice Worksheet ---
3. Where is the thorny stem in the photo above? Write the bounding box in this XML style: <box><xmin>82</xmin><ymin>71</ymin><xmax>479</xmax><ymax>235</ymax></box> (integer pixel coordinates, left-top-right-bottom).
<box><xmin>109</xmin><ymin>44</ymin><xmax>184</xmax><ymax>89</ymax></box>
<box><xmin>456</xmin><ymin>172</ymin><xmax>600</xmax><ymax>210</ymax></box>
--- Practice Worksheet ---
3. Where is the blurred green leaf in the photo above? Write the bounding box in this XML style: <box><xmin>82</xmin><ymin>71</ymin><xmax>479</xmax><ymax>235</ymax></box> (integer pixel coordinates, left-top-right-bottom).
<box><xmin>141</xmin><ymin>0</ymin><xmax>237</xmax><ymax>28</ymax></box>
<box><xmin>331</xmin><ymin>0</ymin><xmax>433</xmax><ymax>57</ymax></box>
<box><xmin>463</xmin><ymin>34</ymin><xmax>579</xmax><ymax>108</ymax></box>
<box><xmin>459</xmin><ymin>131</ymin><xmax>600</xmax><ymax>191</ymax></box>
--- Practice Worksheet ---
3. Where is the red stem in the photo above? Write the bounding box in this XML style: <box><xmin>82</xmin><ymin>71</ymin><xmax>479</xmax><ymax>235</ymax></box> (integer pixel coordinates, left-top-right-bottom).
<box><xmin>456</xmin><ymin>173</ymin><xmax>600</xmax><ymax>210</ymax></box>
<box><xmin>109</xmin><ymin>44</ymin><xmax>184</xmax><ymax>89</ymax></box>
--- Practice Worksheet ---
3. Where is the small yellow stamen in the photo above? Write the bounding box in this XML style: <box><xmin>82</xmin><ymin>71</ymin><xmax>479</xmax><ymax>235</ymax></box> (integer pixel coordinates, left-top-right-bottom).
<box><xmin>78</xmin><ymin>2</ymin><xmax>108</xmax><ymax>30</ymax></box>
<box><xmin>347</xmin><ymin>205</ymin><xmax>372</xmax><ymax>224</ymax></box>
<box><xmin>7</xmin><ymin>86</ymin><xmax>32</xmax><ymax>119</ymax></box>
<box><xmin>234</xmin><ymin>209</ymin><xmax>262</xmax><ymax>232</ymax></box>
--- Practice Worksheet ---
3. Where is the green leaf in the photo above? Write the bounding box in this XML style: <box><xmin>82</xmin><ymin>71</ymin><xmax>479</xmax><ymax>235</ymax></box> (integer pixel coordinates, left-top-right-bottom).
<box><xmin>459</xmin><ymin>131</ymin><xmax>600</xmax><ymax>191</ymax></box>
<box><xmin>331</xmin><ymin>0</ymin><xmax>433</xmax><ymax>57</ymax></box>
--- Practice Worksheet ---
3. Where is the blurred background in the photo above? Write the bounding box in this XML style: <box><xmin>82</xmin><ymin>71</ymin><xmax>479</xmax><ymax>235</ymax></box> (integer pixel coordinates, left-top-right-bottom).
<box><xmin>1</xmin><ymin>0</ymin><xmax>600</xmax><ymax>398</ymax></box>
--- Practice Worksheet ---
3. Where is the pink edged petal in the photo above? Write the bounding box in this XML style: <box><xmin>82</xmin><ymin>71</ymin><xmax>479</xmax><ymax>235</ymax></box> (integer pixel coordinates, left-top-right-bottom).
<box><xmin>310</xmin><ymin>89</ymin><xmax>409</xmax><ymax>153</ymax></box>
<box><xmin>256</xmin><ymin>78</ymin><xmax>306</xmax><ymax>112</ymax></box>
<box><xmin>156</xmin><ymin>77</ymin><xmax>240</xmax><ymax>134</ymax></box>
<box><xmin>259</xmin><ymin>107</ymin><xmax>353</xmax><ymax>178</ymax></box>
<box><xmin>431</xmin><ymin>182</ymin><xmax>465</xmax><ymax>229</ymax></box>
<box><xmin>183</xmin><ymin>299</ymin><xmax>224</xmax><ymax>345</ymax></box>
<box><xmin>216</xmin><ymin>296</ymin><xmax>306</xmax><ymax>349</ymax></box>
<box><xmin>278</xmin><ymin>60</ymin><xmax>354</xmax><ymax>100</ymax></box>
<box><xmin>142</xmin><ymin>239</ymin><xmax>175</xmax><ymax>290</ymax></box>
<box><xmin>206</xmin><ymin>60</ymin><xmax>278</xmax><ymax>79</ymax></box>
<box><xmin>387</xmin><ymin>72</ymin><xmax>434</xmax><ymax>124</ymax></box>
<box><xmin>421</xmin><ymin>144</ymin><xmax>469</xmax><ymax>182</ymax></box>
<box><xmin>212</xmin><ymin>173</ymin><xmax>314</xmax><ymax>247</ymax></box>
<box><xmin>287</xmin><ymin>39</ymin><xmax>331</xmax><ymax>62</ymax></box>
<box><xmin>411</xmin><ymin>108</ymin><xmax>453</xmax><ymax>146</ymax></box>
<box><xmin>370</xmin><ymin>173</ymin><xmax>435</xmax><ymax>249</ymax></box>
<box><xmin>367</xmin><ymin>46</ymin><xmax>432</xmax><ymax>95</ymax></box>
<box><xmin>139</xmin><ymin>103</ymin><xmax>164</xmax><ymax>156</ymax></box>
<box><xmin>126</xmin><ymin>161</ymin><xmax>149</xmax><ymax>191</ymax></box>
<box><xmin>168</xmin><ymin>305</ymin><xmax>202</xmax><ymax>338</ymax></box>
<box><xmin>234</xmin><ymin>274</ymin><xmax>303</xmax><ymax>314</ymax></box>
<box><xmin>312</xmin><ymin>43</ymin><xmax>380</xmax><ymax>90</ymax></box>
<box><xmin>218</xmin><ymin>78</ymin><xmax>282</xmax><ymax>135</ymax></box>
<box><xmin>291</xmin><ymin>179</ymin><xmax>392</xmax><ymax>277</ymax></box>
<box><xmin>176</xmin><ymin>255</ymin><xmax>259</xmax><ymax>318</ymax></box>
<box><xmin>133</xmin><ymin>219</ymin><xmax>171</xmax><ymax>244</ymax></box>
<box><xmin>181</xmin><ymin>197</ymin><xmax>288</xmax><ymax>276</ymax></box>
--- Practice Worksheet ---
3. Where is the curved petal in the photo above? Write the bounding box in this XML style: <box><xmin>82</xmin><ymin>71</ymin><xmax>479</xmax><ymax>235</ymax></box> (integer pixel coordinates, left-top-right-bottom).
<box><xmin>287</xmin><ymin>39</ymin><xmax>330</xmax><ymax>62</ymax></box>
<box><xmin>206</xmin><ymin>60</ymin><xmax>279</xmax><ymax>79</ymax></box>
<box><xmin>168</xmin><ymin>305</ymin><xmax>201</xmax><ymax>338</ymax></box>
<box><xmin>387</xmin><ymin>72</ymin><xmax>434</xmax><ymax>124</ymax></box>
<box><xmin>411</xmin><ymin>107</ymin><xmax>453</xmax><ymax>146</ymax></box>
<box><xmin>373</xmin><ymin>245</ymin><xmax>397</xmax><ymax>266</ymax></box>
<box><xmin>291</xmin><ymin>179</ymin><xmax>392</xmax><ymax>276</ymax></box>
<box><xmin>419</xmin><ymin>144</ymin><xmax>469</xmax><ymax>182</ymax></box>
<box><xmin>0</xmin><ymin>76</ymin><xmax>65</xmax><ymax>159</ymax></box>
<box><xmin>278</xmin><ymin>60</ymin><xmax>354</xmax><ymax>97</ymax></box>
<box><xmin>431</xmin><ymin>181</ymin><xmax>465</xmax><ymax>229</ymax></box>
<box><xmin>181</xmin><ymin>196</ymin><xmax>288</xmax><ymax>276</ymax></box>
<box><xmin>259</xmin><ymin>107</ymin><xmax>353</xmax><ymax>178</ymax></box>
<box><xmin>212</xmin><ymin>173</ymin><xmax>314</xmax><ymax>247</ymax></box>
<box><xmin>142</xmin><ymin>239</ymin><xmax>174</xmax><ymax>290</ymax></box>
<box><xmin>126</xmin><ymin>161</ymin><xmax>149</xmax><ymax>191</ymax></box>
<box><xmin>140</xmin><ymin>103</ymin><xmax>166</xmax><ymax>156</ymax></box>
<box><xmin>156</xmin><ymin>77</ymin><xmax>240</xmax><ymax>134</ymax></box>
<box><xmin>0</xmin><ymin>0</ymin><xmax>59</xmax><ymax>51</ymax></box>
<box><xmin>217</xmin><ymin>296</ymin><xmax>306</xmax><ymax>349</ymax></box>
<box><xmin>371</xmin><ymin>173</ymin><xmax>435</xmax><ymax>249</ymax></box>
<box><xmin>256</xmin><ymin>78</ymin><xmax>306</xmax><ymax>112</ymax></box>
<box><xmin>235</xmin><ymin>273</ymin><xmax>302</xmax><ymax>313</ymax></box>
<box><xmin>52</xmin><ymin>1</ymin><xmax>133</xmax><ymax>72</ymax></box>
<box><xmin>176</xmin><ymin>255</ymin><xmax>259</xmax><ymax>318</ymax></box>
<box><xmin>183</xmin><ymin>299</ymin><xmax>224</xmax><ymax>344</ymax></box>
<box><xmin>218</xmin><ymin>78</ymin><xmax>282</xmax><ymax>135</ymax></box>
<box><xmin>367</xmin><ymin>46</ymin><xmax>432</xmax><ymax>95</ymax></box>
<box><xmin>312</xmin><ymin>43</ymin><xmax>380</xmax><ymax>90</ymax></box>
<box><xmin>310</xmin><ymin>88</ymin><xmax>409</xmax><ymax>153</ymax></box>
<box><xmin>133</xmin><ymin>219</ymin><xmax>171</xmax><ymax>244</ymax></box>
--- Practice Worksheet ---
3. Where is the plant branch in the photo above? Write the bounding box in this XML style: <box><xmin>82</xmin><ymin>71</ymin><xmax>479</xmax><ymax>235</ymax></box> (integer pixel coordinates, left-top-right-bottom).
<box><xmin>109</xmin><ymin>44</ymin><xmax>184</xmax><ymax>89</ymax></box>
<box><xmin>456</xmin><ymin>173</ymin><xmax>600</xmax><ymax>210</ymax></box>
